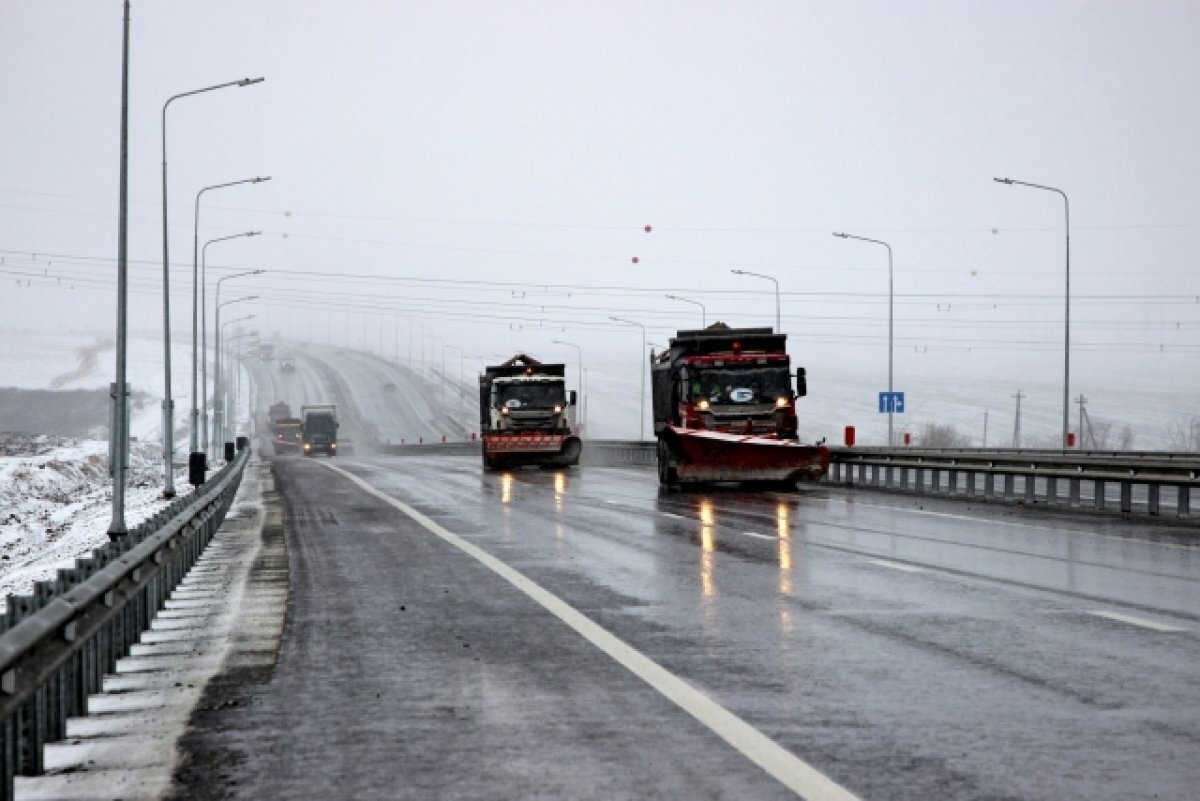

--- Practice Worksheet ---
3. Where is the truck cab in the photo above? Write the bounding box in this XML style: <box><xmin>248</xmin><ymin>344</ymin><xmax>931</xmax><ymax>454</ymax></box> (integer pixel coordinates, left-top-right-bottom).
<box><xmin>488</xmin><ymin>376</ymin><xmax>574</xmax><ymax>433</ymax></box>
<box><xmin>671</xmin><ymin>353</ymin><xmax>802</xmax><ymax>438</ymax></box>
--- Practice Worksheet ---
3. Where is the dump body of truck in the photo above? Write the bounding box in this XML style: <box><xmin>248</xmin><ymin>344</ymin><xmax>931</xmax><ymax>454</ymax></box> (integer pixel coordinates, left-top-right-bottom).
<box><xmin>301</xmin><ymin>403</ymin><xmax>339</xmax><ymax>457</ymax></box>
<box><xmin>268</xmin><ymin>401</ymin><xmax>292</xmax><ymax>431</ymax></box>
<box><xmin>650</xmin><ymin>324</ymin><xmax>829</xmax><ymax>486</ymax></box>
<box><xmin>479</xmin><ymin>354</ymin><xmax>581</xmax><ymax>469</ymax></box>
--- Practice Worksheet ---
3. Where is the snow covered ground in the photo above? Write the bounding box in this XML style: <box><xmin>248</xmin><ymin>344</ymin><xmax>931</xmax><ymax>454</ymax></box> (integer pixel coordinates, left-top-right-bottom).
<box><xmin>0</xmin><ymin>331</ymin><xmax>212</xmax><ymax>610</ymax></box>
<box><xmin>0</xmin><ymin>433</ymin><xmax>195</xmax><ymax>610</ymax></box>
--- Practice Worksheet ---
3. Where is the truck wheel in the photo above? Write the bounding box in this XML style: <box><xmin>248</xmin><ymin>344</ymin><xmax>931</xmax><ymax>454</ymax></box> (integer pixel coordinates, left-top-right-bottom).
<box><xmin>657</xmin><ymin>439</ymin><xmax>678</xmax><ymax>486</ymax></box>
<box><xmin>560</xmin><ymin>437</ymin><xmax>582</xmax><ymax>467</ymax></box>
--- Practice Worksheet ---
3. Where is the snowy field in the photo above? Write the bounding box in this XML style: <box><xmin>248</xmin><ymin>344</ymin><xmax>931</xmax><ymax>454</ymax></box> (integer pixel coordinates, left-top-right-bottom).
<box><xmin>0</xmin><ymin>331</ymin><xmax>210</xmax><ymax>609</ymax></box>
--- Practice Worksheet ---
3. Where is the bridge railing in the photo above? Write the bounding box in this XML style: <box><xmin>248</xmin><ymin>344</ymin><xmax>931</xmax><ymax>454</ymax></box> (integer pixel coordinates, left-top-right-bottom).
<box><xmin>374</xmin><ymin>437</ymin><xmax>1196</xmax><ymax>519</ymax></box>
<box><xmin>827</xmin><ymin>446</ymin><xmax>1198</xmax><ymax>519</ymax></box>
<box><xmin>0</xmin><ymin>444</ymin><xmax>252</xmax><ymax>799</ymax></box>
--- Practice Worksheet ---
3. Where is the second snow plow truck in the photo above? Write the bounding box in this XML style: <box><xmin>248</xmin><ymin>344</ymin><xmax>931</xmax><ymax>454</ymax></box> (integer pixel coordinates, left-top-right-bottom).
<box><xmin>651</xmin><ymin>324</ymin><xmax>830</xmax><ymax>487</ymax></box>
<box><xmin>480</xmin><ymin>354</ymin><xmax>581</xmax><ymax>470</ymax></box>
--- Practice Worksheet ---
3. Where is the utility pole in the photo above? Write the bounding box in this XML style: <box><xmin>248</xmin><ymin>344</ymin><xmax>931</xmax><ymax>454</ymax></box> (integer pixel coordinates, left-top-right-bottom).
<box><xmin>1012</xmin><ymin>389</ymin><xmax>1025</xmax><ymax>448</ymax></box>
<box><xmin>982</xmin><ymin>409</ymin><xmax>989</xmax><ymax>448</ymax></box>
<box><xmin>108</xmin><ymin>0</ymin><xmax>131</xmax><ymax>539</ymax></box>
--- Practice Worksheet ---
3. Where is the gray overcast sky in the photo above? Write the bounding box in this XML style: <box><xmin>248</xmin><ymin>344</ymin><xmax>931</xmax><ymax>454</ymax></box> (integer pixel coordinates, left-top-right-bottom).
<box><xmin>2</xmin><ymin>1</ymin><xmax>1198</xmax><ymax>424</ymax></box>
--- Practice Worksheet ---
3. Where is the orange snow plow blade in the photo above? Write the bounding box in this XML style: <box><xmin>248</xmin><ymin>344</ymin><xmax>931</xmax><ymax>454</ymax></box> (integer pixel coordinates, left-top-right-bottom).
<box><xmin>483</xmin><ymin>432</ymin><xmax>582</xmax><ymax>467</ymax></box>
<box><xmin>661</xmin><ymin>426</ymin><xmax>830</xmax><ymax>484</ymax></box>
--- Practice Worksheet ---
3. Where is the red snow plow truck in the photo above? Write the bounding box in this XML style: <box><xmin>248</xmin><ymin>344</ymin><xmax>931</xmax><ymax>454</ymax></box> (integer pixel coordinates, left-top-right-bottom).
<box><xmin>479</xmin><ymin>354</ymin><xmax>582</xmax><ymax>470</ymax></box>
<box><xmin>651</xmin><ymin>324</ymin><xmax>830</xmax><ymax>487</ymax></box>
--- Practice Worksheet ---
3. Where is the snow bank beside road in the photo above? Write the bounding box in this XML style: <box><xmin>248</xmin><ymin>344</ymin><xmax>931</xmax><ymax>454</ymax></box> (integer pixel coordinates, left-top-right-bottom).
<box><xmin>0</xmin><ymin>433</ymin><xmax>193</xmax><ymax>611</ymax></box>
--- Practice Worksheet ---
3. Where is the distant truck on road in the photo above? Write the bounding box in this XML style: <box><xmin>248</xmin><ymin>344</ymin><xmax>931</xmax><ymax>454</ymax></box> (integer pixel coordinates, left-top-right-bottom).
<box><xmin>301</xmin><ymin>403</ymin><xmax>339</xmax><ymax>457</ymax></box>
<box><xmin>479</xmin><ymin>354</ymin><xmax>581</xmax><ymax>470</ymax></box>
<box><xmin>268</xmin><ymin>401</ymin><xmax>292</xmax><ymax>431</ymax></box>
<box><xmin>280</xmin><ymin>355</ymin><xmax>295</xmax><ymax>372</ymax></box>
<box><xmin>272</xmin><ymin>418</ymin><xmax>303</xmax><ymax>454</ymax></box>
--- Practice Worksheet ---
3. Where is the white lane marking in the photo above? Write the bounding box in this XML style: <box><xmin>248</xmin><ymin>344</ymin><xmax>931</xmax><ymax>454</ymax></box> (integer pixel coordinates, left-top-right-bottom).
<box><xmin>319</xmin><ymin>462</ymin><xmax>860</xmax><ymax>801</ymax></box>
<box><xmin>660</xmin><ymin>512</ymin><xmax>685</xmax><ymax>520</ymax></box>
<box><xmin>739</xmin><ymin>531</ymin><xmax>777</xmax><ymax>541</ymax></box>
<box><xmin>1087</xmin><ymin>610</ymin><xmax>1186</xmax><ymax>633</ymax></box>
<box><xmin>867</xmin><ymin>558</ymin><xmax>925</xmax><ymax>573</ymax></box>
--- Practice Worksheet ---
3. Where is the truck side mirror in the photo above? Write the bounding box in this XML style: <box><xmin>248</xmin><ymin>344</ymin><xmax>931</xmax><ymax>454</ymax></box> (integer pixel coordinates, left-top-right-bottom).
<box><xmin>569</xmin><ymin>390</ymin><xmax>578</xmax><ymax>406</ymax></box>
<box><xmin>795</xmin><ymin>367</ymin><xmax>807</xmax><ymax>398</ymax></box>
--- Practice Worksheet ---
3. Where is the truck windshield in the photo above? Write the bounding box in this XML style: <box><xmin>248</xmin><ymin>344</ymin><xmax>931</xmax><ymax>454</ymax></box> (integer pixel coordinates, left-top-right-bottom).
<box><xmin>690</xmin><ymin>367</ymin><xmax>791</xmax><ymax>405</ymax></box>
<box><xmin>496</xmin><ymin>382</ymin><xmax>565</xmax><ymax>409</ymax></box>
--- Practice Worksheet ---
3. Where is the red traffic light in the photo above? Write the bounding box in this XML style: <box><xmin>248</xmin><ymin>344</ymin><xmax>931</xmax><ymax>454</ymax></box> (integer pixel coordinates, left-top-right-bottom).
<box><xmin>644</xmin><ymin>224</ymin><xmax>652</xmax><ymax>233</ymax></box>
<box><xmin>632</xmin><ymin>256</ymin><xmax>639</xmax><ymax>264</ymax></box>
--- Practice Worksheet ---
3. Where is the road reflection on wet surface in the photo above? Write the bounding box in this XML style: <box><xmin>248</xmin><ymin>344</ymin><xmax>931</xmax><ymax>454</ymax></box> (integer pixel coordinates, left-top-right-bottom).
<box><xmin>345</xmin><ymin>452</ymin><xmax>1199</xmax><ymax>800</ymax></box>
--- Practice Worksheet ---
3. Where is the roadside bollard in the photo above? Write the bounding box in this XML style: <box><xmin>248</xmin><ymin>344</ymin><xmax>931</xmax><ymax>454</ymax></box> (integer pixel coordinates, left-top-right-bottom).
<box><xmin>188</xmin><ymin>452</ymin><xmax>206</xmax><ymax>486</ymax></box>
<box><xmin>224</xmin><ymin>442</ymin><xmax>235</xmax><ymax>461</ymax></box>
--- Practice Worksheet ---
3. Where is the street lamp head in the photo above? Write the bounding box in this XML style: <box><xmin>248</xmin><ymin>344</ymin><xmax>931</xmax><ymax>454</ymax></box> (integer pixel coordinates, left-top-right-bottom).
<box><xmin>238</xmin><ymin>77</ymin><xmax>265</xmax><ymax>87</ymax></box>
<box><xmin>994</xmin><ymin>177</ymin><xmax>1014</xmax><ymax>185</ymax></box>
<box><xmin>730</xmin><ymin>269</ymin><xmax>745</xmax><ymax>275</ymax></box>
<box><xmin>833</xmin><ymin>232</ymin><xmax>849</xmax><ymax>238</ymax></box>
<box><xmin>247</xmin><ymin>231</ymin><xmax>261</xmax><ymax>237</ymax></box>
<box><xmin>253</xmin><ymin>176</ymin><xmax>272</xmax><ymax>183</ymax></box>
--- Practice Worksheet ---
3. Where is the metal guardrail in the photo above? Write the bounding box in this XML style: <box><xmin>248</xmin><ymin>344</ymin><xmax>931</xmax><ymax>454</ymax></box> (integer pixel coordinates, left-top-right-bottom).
<box><xmin>374</xmin><ymin>437</ymin><xmax>1196</xmax><ymax>519</ymax></box>
<box><xmin>0</xmin><ymin>444</ymin><xmax>251</xmax><ymax>799</ymax></box>
<box><xmin>827</xmin><ymin>447</ymin><xmax>1198</xmax><ymax>519</ymax></box>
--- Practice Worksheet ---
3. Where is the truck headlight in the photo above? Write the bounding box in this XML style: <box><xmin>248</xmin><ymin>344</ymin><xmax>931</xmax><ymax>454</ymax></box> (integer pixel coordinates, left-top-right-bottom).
<box><xmin>500</xmin><ymin>407</ymin><xmax>510</xmax><ymax>416</ymax></box>
<box><xmin>553</xmin><ymin>405</ymin><xmax>562</xmax><ymax>414</ymax></box>
<box><xmin>698</xmin><ymin>399</ymin><xmax>710</xmax><ymax>411</ymax></box>
<box><xmin>775</xmin><ymin>396</ymin><xmax>789</xmax><ymax>408</ymax></box>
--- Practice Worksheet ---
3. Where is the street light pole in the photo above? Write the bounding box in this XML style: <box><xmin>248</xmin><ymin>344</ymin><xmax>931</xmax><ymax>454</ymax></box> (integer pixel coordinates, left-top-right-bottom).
<box><xmin>160</xmin><ymin>75</ymin><xmax>263</xmax><ymax>496</ymax></box>
<box><xmin>214</xmin><ymin>297</ymin><xmax>257</xmax><ymax>455</ymax></box>
<box><xmin>192</xmin><ymin>177</ymin><xmax>269</xmax><ymax>462</ymax></box>
<box><xmin>551</xmin><ymin>339</ymin><xmax>584</xmax><ymax>433</ymax></box>
<box><xmin>610</xmin><ymin>317</ymin><xmax>646</xmax><ymax>440</ymax></box>
<box><xmin>108</xmin><ymin>0</ymin><xmax>131</xmax><ymax>538</ymax></box>
<box><xmin>226</xmin><ymin>328</ymin><xmax>258</xmax><ymax>443</ymax></box>
<box><xmin>730</xmin><ymin>269</ymin><xmax>780</xmax><ymax>331</ymax></box>
<box><xmin>213</xmin><ymin>270</ymin><xmax>262</xmax><ymax>455</ymax></box>
<box><xmin>664</xmin><ymin>294</ymin><xmax>706</xmax><ymax>327</ymax></box>
<box><xmin>834</xmin><ymin>232</ymin><xmax>895</xmax><ymax>446</ymax></box>
<box><xmin>219</xmin><ymin>316</ymin><xmax>255</xmax><ymax>450</ymax></box>
<box><xmin>198</xmin><ymin>231</ymin><xmax>260</xmax><ymax>466</ymax></box>
<box><xmin>994</xmin><ymin>177</ymin><xmax>1071</xmax><ymax>448</ymax></box>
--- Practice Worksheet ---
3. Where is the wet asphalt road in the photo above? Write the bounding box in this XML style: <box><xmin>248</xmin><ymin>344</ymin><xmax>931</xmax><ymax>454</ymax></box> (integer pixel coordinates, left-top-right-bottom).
<box><xmin>173</xmin><ymin>446</ymin><xmax>1200</xmax><ymax>801</ymax></box>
